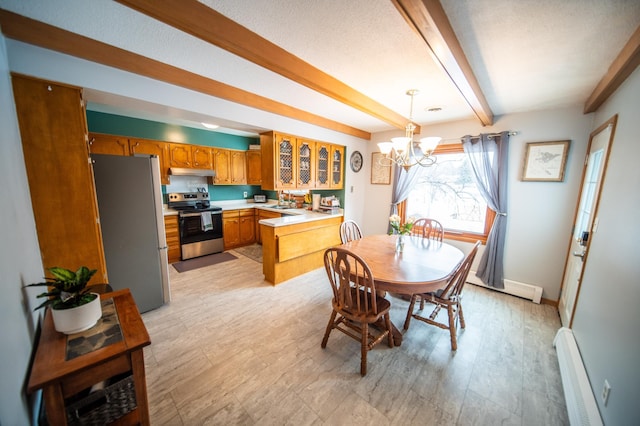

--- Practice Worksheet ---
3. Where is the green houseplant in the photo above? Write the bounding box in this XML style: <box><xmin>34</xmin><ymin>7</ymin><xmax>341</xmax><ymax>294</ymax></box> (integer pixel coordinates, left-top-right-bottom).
<box><xmin>27</xmin><ymin>266</ymin><xmax>102</xmax><ymax>334</ymax></box>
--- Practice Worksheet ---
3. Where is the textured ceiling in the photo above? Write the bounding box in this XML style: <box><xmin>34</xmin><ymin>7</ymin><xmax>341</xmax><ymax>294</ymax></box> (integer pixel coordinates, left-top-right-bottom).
<box><xmin>1</xmin><ymin>0</ymin><xmax>639</xmax><ymax>137</ymax></box>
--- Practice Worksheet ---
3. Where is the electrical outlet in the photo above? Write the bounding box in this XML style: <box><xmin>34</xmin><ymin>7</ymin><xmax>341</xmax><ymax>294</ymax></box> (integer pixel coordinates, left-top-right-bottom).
<box><xmin>243</xmin><ymin>191</ymin><xmax>248</xmax><ymax>198</ymax></box>
<box><xmin>602</xmin><ymin>380</ymin><xmax>611</xmax><ymax>406</ymax></box>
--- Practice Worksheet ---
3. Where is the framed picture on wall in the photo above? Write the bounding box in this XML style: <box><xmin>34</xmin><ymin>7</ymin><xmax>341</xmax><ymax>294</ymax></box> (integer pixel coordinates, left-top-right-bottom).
<box><xmin>521</xmin><ymin>140</ymin><xmax>571</xmax><ymax>182</ymax></box>
<box><xmin>371</xmin><ymin>152</ymin><xmax>392</xmax><ymax>185</ymax></box>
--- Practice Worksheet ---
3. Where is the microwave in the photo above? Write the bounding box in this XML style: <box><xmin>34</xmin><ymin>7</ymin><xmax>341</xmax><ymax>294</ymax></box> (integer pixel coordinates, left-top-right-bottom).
<box><xmin>253</xmin><ymin>194</ymin><xmax>267</xmax><ymax>203</ymax></box>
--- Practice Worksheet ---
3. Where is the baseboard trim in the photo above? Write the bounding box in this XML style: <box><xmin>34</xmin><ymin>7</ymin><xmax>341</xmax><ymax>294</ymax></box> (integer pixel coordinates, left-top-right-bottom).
<box><xmin>467</xmin><ymin>272</ymin><xmax>543</xmax><ymax>304</ymax></box>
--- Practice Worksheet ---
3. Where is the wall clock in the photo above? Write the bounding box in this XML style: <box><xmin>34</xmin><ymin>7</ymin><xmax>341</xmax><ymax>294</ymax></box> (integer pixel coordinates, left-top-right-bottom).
<box><xmin>350</xmin><ymin>151</ymin><xmax>363</xmax><ymax>172</ymax></box>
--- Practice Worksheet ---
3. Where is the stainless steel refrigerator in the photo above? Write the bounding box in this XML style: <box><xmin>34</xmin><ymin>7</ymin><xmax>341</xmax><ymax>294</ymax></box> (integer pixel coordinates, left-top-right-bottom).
<box><xmin>92</xmin><ymin>154</ymin><xmax>171</xmax><ymax>313</ymax></box>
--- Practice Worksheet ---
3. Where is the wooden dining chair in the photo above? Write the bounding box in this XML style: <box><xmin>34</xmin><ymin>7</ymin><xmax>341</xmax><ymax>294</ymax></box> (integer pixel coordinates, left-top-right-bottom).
<box><xmin>403</xmin><ymin>241</ymin><xmax>480</xmax><ymax>351</ymax></box>
<box><xmin>410</xmin><ymin>218</ymin><xmax>444</xmax><ymax>241</ymax></box>
<box><xmin>339</xmin><ymin>220</ymin><xmax>363</xmax><ymax>243</ymax></box>
<box><xmin>321</xmin><ymin>247</ymin><xmax>394</xmax><ymax>375</ymax></box>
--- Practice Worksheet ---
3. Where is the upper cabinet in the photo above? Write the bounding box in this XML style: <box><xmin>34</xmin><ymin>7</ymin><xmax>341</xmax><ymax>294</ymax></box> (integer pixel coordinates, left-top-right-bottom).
<box><xmin>192</xmin><ymin>145</ymin><xmax>213</xmax><ymax>169</ymax></box>
<box><xmin>89</xmin><ymin>133</ymin><xmax>171</xmax><ymax>184</ymax></box>
<box><xmin>88</xmin><ymin>133</ymin><xmax>260</xmax><ymax>186</ymax></box>
<box><xmin>168</xmin><ymin>143</ymin><xmax>192</xmax><ymax>168</ymax></box>
<box><xmin>314</xmin><ymin>142</ymin><xmax>343</xmax><ymax>189</ymax></box>
<box><xmin>129</xmin><ymin>138</ymin><xmax>171</xmax><ymax>184</ymax></box>
<box><xmin>213</xmin><ymin>148</ymin><xmax>247</xmax><ymax>185</ymax></box>
<box><xmin>260</xmin><ymin>131</ymin><xmax>343</xmax><ymax>190</ymax></box>
<box><xmin>331</xmin><ymin>145</ymin><xmax>344</xmax><ymax>189</ymax></box>
<box><xmin>89</xmin><ymin>133</ymin><xmax>130</xmax><ymax>156</ymax></box>
<box><xmin>246</xmin><ymin>150</ymin><xmax>262</xmax><ymax>185</ymax></box>
<box><xmin>297</xmin><ymin>139</ymin><xmax>315</xmax><ymax>189</ymax></box>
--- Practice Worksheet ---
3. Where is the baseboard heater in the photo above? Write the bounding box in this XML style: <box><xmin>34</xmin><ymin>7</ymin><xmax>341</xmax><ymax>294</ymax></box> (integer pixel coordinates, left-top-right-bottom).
<box><xmin>553</xmin><ymin>327</ymin><xmax>603</xmax><ymax>426</ymax></box>
<box><xmin>467</xmin><ymin>272</ymin><xmax>543</xmax><ymax>304</ymax></box>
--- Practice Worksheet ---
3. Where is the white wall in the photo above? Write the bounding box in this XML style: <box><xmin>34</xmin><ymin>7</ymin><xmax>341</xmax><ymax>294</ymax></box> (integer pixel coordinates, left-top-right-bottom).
<box><xmin>363</xmin><ymin>107</ymin><xmax>594</xmax><ymax>301</ymax></box>
<box><xmin>0</xmin><ymin>33</ymin><xmax>46</xmax><ymax>425</ymax></box>
<box><xmin>571</xmin><ymin>66</ymin><xmax>640</xmax><ymax>425</ymax></box>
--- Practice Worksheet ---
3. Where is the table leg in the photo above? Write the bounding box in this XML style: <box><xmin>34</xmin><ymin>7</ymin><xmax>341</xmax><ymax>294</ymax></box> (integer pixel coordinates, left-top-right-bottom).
<box><xmin>43</xmin><ymin>384</ymin><xmax>67</xmax><ymax>425</ymax></box>
<box><xmin>131</xmin><ymin>349</ymin><xmax>150</xmax><ymax>425</ymax></box>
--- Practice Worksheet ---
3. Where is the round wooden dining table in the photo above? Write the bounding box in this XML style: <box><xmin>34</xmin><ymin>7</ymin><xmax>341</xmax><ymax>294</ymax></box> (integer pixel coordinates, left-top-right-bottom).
<box><xmin>338</xmin><ymin>234</ymin><xmax>465</xmax><ymax>345</ymax></box>
<box><xmin>339</xmin><ymin>234</ymin><xmax>465</xmax><ymax>294</ymax></box>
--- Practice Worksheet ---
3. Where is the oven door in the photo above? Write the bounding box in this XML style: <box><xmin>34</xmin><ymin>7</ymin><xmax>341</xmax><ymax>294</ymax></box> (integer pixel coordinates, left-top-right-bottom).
<box><xmin>179</xmin><ymin>211</ymin><xmax>223</xmax><ymax>244</ymax></box>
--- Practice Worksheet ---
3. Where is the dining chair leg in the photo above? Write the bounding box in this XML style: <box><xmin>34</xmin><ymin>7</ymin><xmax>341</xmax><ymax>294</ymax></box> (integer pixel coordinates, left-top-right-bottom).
<box><xmin>458</xmin><ymin>303</ymin><xmax>466</xmax><ymax>329</ymax></box>
<box><xmin>447</xmin><ymin>305</ymin><xmax>458</xmax><ymax>351</ymax></box>
<box><xmin>321</xmin><ymin>310</ymin><xmax>337</xmax><ymax>348</ymax></box>
<box><xmin>403</xmin><ymin>294</ymin><xmax>418</xmax><ymax>330</ymax></box>
<box><xmin>361</xmin><ymin>323</ymin><xmax>368</xmax><ymax>376</ymax></box>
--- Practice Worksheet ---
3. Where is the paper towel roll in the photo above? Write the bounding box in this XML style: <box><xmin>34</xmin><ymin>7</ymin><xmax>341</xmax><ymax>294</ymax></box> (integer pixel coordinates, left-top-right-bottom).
<box><xmin>312</xmin><ymin>194</ymin><xmax>321</xmax><ymax>211</ymax></box>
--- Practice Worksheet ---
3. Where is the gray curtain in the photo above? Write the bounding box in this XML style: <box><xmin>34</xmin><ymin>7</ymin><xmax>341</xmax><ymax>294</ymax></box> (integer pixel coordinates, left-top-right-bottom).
<box><xmin>388</xmin><ymin>165</ymin><xmax>422</xmax><ymax>232</ymax></box>
<box><xmin>462</xmin><ymin>131</ymin><xmax>510</xmax><ymax>289</ymax></box>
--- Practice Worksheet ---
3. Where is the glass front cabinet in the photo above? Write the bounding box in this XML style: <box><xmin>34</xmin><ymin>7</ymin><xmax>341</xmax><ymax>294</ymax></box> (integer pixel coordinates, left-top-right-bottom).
<box><xmin>260</xmin><ymin>131</ymin><xmax>343</xmax><ymax>190</ymax></box>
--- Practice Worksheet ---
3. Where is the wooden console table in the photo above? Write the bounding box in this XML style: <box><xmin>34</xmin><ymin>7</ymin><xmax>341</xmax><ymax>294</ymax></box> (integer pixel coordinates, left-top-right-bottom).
<box><xmin>28</xmin><ymin>288</ymin><xmax>151</xmax><ymax>425</ymax></box>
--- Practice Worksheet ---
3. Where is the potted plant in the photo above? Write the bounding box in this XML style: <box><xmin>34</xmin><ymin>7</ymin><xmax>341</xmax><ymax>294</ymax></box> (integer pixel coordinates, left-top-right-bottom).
<box><xmin>27</xmin><ymin>266</ymin><xmax>102</xmax><ymax>334</ymax></box>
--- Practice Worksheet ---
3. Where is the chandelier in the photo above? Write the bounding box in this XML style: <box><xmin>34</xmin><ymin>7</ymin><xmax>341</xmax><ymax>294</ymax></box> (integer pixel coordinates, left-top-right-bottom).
<box><xmin>377</xmin><ymin>89</ymin><xmax>441</xmax><ymax>171</ymax></box>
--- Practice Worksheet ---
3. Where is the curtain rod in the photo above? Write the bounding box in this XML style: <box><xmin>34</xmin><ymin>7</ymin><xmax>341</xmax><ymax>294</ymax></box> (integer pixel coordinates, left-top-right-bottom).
<box><xmin>439</xmin><ymin>131</ymin><xmax>519</xmax><ymax>143</ymax></box>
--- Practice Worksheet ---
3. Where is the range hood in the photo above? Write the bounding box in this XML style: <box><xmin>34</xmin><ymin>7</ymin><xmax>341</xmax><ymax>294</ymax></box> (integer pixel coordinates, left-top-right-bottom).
<box><xmin>169</xmin><ymin>167</ymin><xmax>216</xmax><ymax>177</ymax></box>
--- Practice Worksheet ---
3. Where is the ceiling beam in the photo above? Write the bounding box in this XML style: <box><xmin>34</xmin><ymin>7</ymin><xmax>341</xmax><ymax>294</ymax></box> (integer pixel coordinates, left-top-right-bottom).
<box><xmin>584</xmin><ymin>25</ymin><xmax>640</xmax><ymax>114</ymax></box>
<box><xmin>0</xmin><ymin>10</ymin><xmax>370</xmax><ymax>139</ymax></box>
<box><xmin>391</xmin><ymin>0</ymin><xmax>494</xmax><ymax>126</ymax></box>
<box><xmin>115</xmin><ymin>0</ymin><xmax>418</xmax><ymax>133</ymax></box>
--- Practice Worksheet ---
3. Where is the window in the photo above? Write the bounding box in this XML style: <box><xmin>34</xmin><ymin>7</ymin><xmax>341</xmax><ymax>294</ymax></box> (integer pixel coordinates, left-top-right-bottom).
<box><xmin>402</xmin><ymin>143</ymin><xmax>495</xmax><ymax>243</ymax></box>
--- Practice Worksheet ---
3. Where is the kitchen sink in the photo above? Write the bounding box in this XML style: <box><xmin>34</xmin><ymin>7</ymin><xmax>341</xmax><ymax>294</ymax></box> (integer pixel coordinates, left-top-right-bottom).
<box><xmin>269</xmin><ymin>205</ymin><xmax>294</xmax><ymax>209</ymax></box>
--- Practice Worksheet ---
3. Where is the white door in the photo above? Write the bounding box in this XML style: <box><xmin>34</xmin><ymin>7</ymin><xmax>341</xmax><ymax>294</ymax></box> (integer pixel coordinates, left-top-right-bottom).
<box><xmin>559</xmin><ymin>116</ymin><xmax>616</xmax><ymax>327</ymax></box>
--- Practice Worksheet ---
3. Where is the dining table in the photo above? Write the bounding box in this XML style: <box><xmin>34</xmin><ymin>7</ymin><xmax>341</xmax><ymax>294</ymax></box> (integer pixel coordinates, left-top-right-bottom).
<box><xmin>338</xmin><ymin>234</ymin><xmax>465</xmax><ymax>345</ymax></box>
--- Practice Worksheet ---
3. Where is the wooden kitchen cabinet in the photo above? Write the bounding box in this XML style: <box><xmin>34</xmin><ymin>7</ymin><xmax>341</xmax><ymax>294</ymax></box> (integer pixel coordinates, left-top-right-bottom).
<box><xmin>246</xmin><ymin>150</ymin><xmax>262</xmax><ymax>185</ymax></box>
<box><xmin>192</xmin><ymin>145</ymin><xmax>213</xmax><ymax>169</ymax></box>
<box><xmin>223</xmin><ymin>209</ymin><xmax>255</xmax><ymax>249</ymax></box>
<box><xmin>223</xmin><ymin>210</ymin><xmax>240</xmax><ymax>249</ymax></box>
<box><xmin>231</xmin><ymin>150</ymin><xmax>247</xmax><ymax>184</ymax></box>
<box><xmin>316</xmin><ymin>142</ymin><xmax>343</xmax><ymax>189</ymax></box>
<box><xmin>164</xmin><ymin>215</ymin><xmax>181</xmax><ymax>263</ymax></box>
<box><xmin>331</xmin><ymin>144</ymin><xmax>344</xmax><ymax>188</ymax></box>
<box><xmin>213</xmin><ymin>148</ymin><xmax>231</xmax><ymax>184</ymax></box>
<box><xmin>260</xmin><ymin>131</ymin><xmax>343</xmax><ymax>190</ymax></box>
<box><xmin>168</xmin><ymin>143</ymin><xmax>192</xmax><ymax>168</ymax></box>
<box><xmin>239</xmin><ymin>209</ymin><xmax>255</xmax><ymax>246</ymax></box>
<box><xmin>315</xmin><ymin>141</ymin><xmax>331</xmax><ymax>189</ymax></box>
<box><xmin>129</xmin><ymin>138</ymin><xmax>170</xmax><ymax>184</ymax></box>
<box><xmin>213</xmin><ymin>148</ymin><xmax>247</xmax><ymax>185</ymax></box>
<box><xmin>89</xmin><ymin>133</ymin><xmax>130</xmax><ymax>156</ymax></box>
<box><xmin>260</xmin><ymin>131</ymin><xmax>296</xmax><ymax>190</ymax></box>
<box><xmin>296</xmin><ymin>139</ymin><xmax>315</xmax><ymax>189</ymax></box>
<box><xmin>13</xmin><ymin>74</ymin><xmax>108</xmax><ymax>282</ymax></box>
<box><xmin>256</xmin><ymin>209</ymin><xmax>281</xmax><ymax>244</ymax></box>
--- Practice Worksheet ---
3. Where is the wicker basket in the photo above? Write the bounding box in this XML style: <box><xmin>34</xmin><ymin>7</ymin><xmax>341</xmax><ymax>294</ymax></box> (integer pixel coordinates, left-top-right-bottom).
<box><xmin>65</xmin><ymin>374</ymin><xmax>137</xmax><ymax>425</ymax></box>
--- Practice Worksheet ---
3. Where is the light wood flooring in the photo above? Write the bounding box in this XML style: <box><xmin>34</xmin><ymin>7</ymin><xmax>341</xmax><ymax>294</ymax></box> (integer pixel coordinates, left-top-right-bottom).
<box><xmin>141</xmin><ymin>249</ymin><xmax>568</xmax><ymax>425</ymax></box>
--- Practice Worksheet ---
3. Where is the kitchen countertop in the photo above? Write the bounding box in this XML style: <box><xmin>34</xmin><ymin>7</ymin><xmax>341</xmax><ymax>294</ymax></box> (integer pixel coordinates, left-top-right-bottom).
<box><xmin>162</xmin><ymin>200</ymin><xmax>343</xmax><ymax>227</ymax></box>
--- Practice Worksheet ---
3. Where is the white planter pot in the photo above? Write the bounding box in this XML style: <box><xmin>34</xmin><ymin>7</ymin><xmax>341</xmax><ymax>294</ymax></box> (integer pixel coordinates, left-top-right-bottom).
<box><xmin>51</xmin><ymin>293</ymin><xmax>102</xmax><ymax>334</ymax></box>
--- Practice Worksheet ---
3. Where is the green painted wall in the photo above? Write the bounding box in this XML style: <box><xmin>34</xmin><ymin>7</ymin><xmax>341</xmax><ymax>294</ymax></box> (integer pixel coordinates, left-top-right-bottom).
<box><xmin>86</xmin><ymin>111</ymin><xmax>344</xmax><ymax>204</ymax></box>
<box><xmin>86</xmin><ymin>111</ymin><xmax>256</xmax><ymax>149</ymax></box>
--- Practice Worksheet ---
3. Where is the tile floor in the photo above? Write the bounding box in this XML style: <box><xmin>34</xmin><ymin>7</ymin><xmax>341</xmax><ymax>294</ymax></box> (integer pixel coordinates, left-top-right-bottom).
<box><xmin>141</xmin><ymin>249</ymin><xmax>568</xmax><ymax>425</ymax></box>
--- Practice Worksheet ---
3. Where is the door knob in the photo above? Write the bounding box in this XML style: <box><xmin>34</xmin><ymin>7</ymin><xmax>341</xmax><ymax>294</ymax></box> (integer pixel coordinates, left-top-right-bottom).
<box><xmin>573</xmin><ymin>251</ymin><xmax>585</xmax><ymax>258</ymax></box>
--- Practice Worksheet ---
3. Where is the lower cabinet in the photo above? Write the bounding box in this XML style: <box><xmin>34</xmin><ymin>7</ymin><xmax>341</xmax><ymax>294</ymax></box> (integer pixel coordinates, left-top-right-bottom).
<box><xmin>223</xmin><ymin>209</ymin><xmax>255</xmax><ymax>249</ymax></box>
<box><xmin>256</xmin><ymin>210</ymin><xmax>282</xmax><ymax>244</ymax></box>
<box><xmin>164</xmin><ymin>215</ymin><xmax>181</xmax><ymax>263</ymax></box>
<box><xmin>239</xmin><ymin>210</ymin><xmax>256</xmax><ymax>246</ymax></box>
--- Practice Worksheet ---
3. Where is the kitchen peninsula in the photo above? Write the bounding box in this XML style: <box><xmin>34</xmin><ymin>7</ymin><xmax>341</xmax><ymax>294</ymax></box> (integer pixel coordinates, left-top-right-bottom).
<box><xmin>258</xmin><ymin>207</ymin><xmax>343</xmax><ymax>284</ymax></box>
